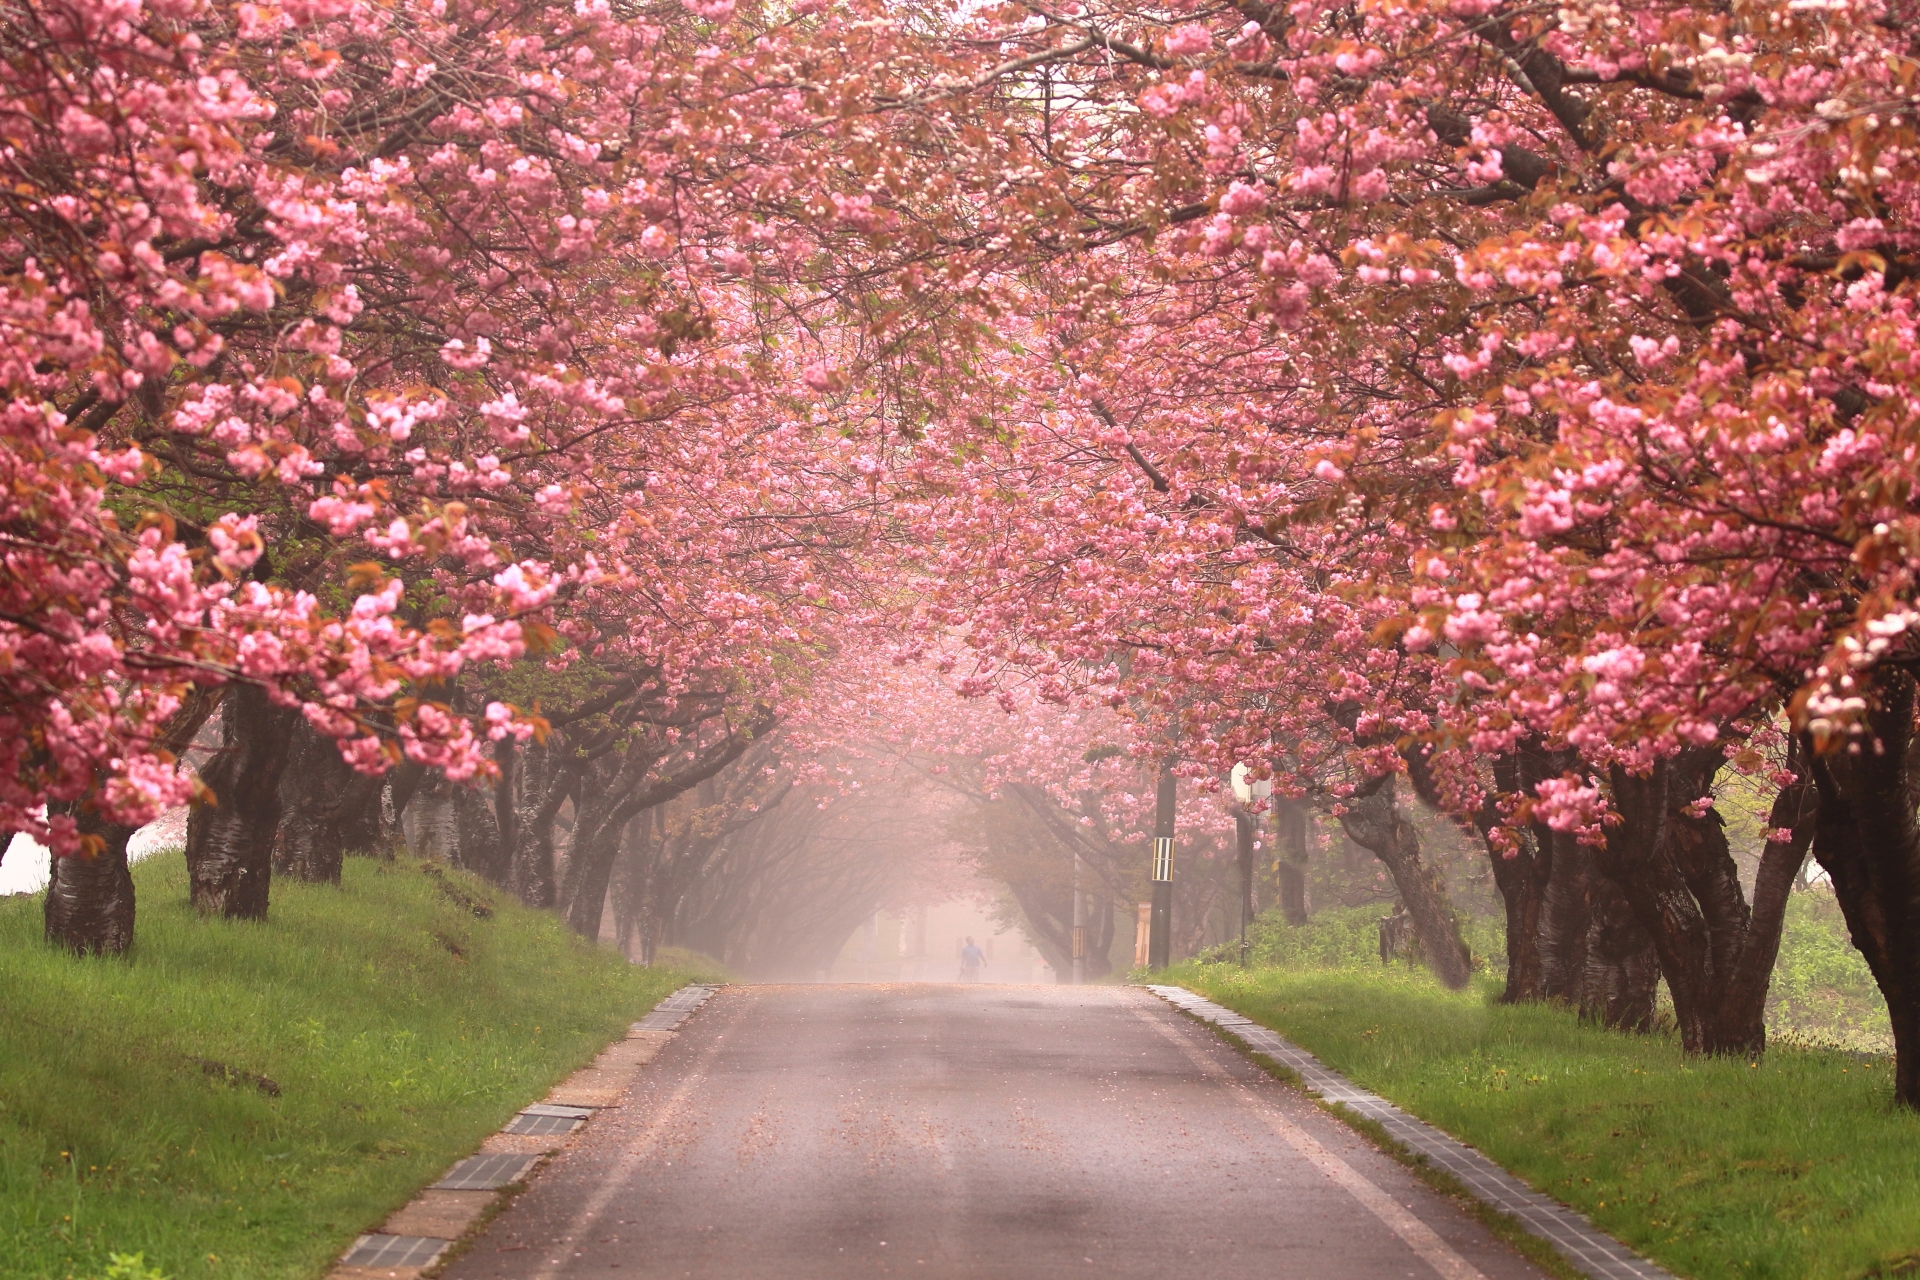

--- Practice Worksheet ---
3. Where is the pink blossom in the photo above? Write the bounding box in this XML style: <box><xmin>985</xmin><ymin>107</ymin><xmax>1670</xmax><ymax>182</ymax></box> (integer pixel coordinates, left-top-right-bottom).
<box><xmin>1165</xmin><ymin>23</ymin><xmax>1212</xmax><ymax>56</ymax></box>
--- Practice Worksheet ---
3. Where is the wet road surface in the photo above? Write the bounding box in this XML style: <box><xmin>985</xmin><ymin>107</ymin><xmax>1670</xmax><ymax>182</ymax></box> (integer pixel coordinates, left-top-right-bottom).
<box><xmin>441</xmin><ymin>984</ymin><xmax>1549</xmax><ymax>1280</ymax></box>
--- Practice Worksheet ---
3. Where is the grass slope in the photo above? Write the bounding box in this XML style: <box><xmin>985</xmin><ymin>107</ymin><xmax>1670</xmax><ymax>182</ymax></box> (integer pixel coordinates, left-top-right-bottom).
<box><xmin>1</xmin><ymin>855</ymin><xmax>705</xmax><ymax>1280</ymax></box>
<box><xmin>1170</xmin><ymin>961</ymin><xmax>1920</xmax><ymax>1280</ymax></box>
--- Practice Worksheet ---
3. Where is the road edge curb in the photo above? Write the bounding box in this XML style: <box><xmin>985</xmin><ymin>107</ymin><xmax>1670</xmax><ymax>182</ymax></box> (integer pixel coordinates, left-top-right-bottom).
<box><xmin>324</xmin><ymin>983</ymin><xmax>722</xmax><ymax>1280</ymax></box>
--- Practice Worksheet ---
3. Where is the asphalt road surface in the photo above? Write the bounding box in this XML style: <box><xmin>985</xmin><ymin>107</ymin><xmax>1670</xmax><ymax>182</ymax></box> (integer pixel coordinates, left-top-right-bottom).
<box><xmin>441</xmin><ymin>984</ymin><xmax>1549</xmax><ymax>1280</ymax></box>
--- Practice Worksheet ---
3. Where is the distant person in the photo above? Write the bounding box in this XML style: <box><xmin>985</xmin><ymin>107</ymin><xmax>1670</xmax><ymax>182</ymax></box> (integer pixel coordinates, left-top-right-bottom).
<box><xmin>959</xmin><ymin>936</ymin><xmax>986</xmax><ymax>982</ymax></box>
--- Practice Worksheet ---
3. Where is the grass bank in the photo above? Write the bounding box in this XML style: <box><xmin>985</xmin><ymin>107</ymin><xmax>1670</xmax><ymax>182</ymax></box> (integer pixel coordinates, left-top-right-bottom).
<box><xmin>1168</xmin><ymin>960</ymin><xmax>1920</xmax><ymax>1280</ymax></box>
<box><xmin>1</xmin><ymin>854</ymin><xmax>708</xmax><ymax>1280</ymax></box>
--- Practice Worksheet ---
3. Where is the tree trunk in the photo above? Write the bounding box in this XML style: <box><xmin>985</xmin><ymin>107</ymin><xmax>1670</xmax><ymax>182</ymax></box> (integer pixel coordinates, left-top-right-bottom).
<box><xmin>1597</xmin><ymin>748</ymin><xmax>1811</xmax><ymax>1056</ymax></box>
<box><xmin>341</xmin><ymin>772</ymin><xmax>391</xmax><ymax>858</ymax></box>
<box><xmin>45</xmin><ymin>687</ymin><xmax>219</xmax><ymax>954</ymax></box>
<box><xmin>387</xmin><ymin>759</ymin><xmax>427</xmax><ymax>824</ymax></box>
<box><xmin>44</xmin><ymin>810</ymin><xmax>135</xmax><ymax>956</ymax></box>
<box><xmin>1339</xmin><ymin>776</ymin><xmax>1473</xmax><ymax>989</ymax></box>
<box><xmin>454</xmin><ymin>783</ymin><xmax>506</xmax><ymax>884</ymax></box>
<box><xmin>1537</xmin><ymin>825</ymin><xmax>1592</xmax><ymax>1006</ymax></box>
<box><xmin>1086</xmin><ymin>890</ymin><xmax>1116</xmax><ymax>978</ymax></box>
<box><xmin>401</xmin><ymin>771</ymin><xmax>461</xmax><ymax>862</ymax></box>
<box><xmin>1005</xmin><ymin>876</ymin><xmax>1075</xmax><ymax>976</ymax></box>
<box><xmin>1489</xmin><ymin>839</ymin><xmax>1549</xmax><ymax>1003</ymax></box>
<box><xmin>494</xmin><ymin>739</ymin><xmax>520</xmax><ymax>882</ymax></box>
<box><xmin>611</xmin><ymin>811</ymin><xmax>652</xmax><ymax>959</ymax></box>
<box><xmin>272</xmin><ymin>718</ymin><xmax>384</xmax><ymax>883</ymax></box>
<box><xmin>511</xmin><ymin>789</ymin><xmax>565</xmax><ymax>910</ymax></box>
<box><xmin>1711</xmin><ymin>770</ymin><xmax>1817</xmax><ymax>1053</ymax></box>
<box><xmin>1580</xmin><ymin>869</ymin><xmax>1661</xmax><ymax>1032</ymax></box>
<box><xmin>1805</xmin><ymin>665</ymin><xmax>1920</xmax><ymax>1108</ymax></box>
<box><xmin>508</xmin><ymin>743</ymin><xmax>576</xmax><ymax>908</ymax></box>
<box><xmin>187</xmin><ymin>683</ymin><xmax>297</xmax><ymax>919</ymax></box>
<box><xmin>1274</xmin><ymin>798</ymin><xmax>1310</xmax><ymax>926</ymax></box>
<box><xmin>1598</xmin><ymin>757</ymin><xmax>1721</xmax><ymax>1050</ymax></box>
<box><xmin>563</xmin><ymin>817</ymin><xmax>623</xmax><ymax>940</ymax></box>
<box><xmin>1530</xmin><ymin>823</ymin><xmax>1659</xmax><ymax>1029</ymax></box>
<box><xmin>560</xmin><ymin>753</ymin><xmax>646</xmax><ymax>938</ymax></box>
<box><xmin>1492</xmin><ymin>749</ymin><xmax>1561</xmax><ymax>1004</ymax></box>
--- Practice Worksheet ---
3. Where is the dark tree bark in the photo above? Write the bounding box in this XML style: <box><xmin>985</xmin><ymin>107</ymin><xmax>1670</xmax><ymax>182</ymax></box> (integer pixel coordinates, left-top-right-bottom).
<box><xmin>44</xmin><ymin>687</ymin><xmax>219</xmax><ymax>954</ymax></box>
<box><xmin>1597</xmin><ymin>747</ymin><xmax>1815</xmax><ymax>1056</ymax></box>
<box><xmin>636</xmin><ymin>792</ymin><xmax>717</xmax><ymax>961</ymax></box>
<box><xmin>454</xmin><ymin>782</ymin><xmax>506</xmax><ymax>885</ymax></box>
<box><xmin>272</xmin><ymin>718</ymin><xmax>385</xmax><ymax>883</ymax></box>
<box><xmin>1538</xmin><ymin>826</ymin><xmax>1592</xmax><ymax>1004</ymax></box>
<box><xmin>44</xmin><ymin>810</ymin><xmax>136</xmax><ymax>956</ymax></box>
<box><xmin>344</xmin><ymin>777</ymin><xmax>392</xmax><ymax>859</ymax></box>
<box><xmin>187</xmin><ymin>683</ymin><xmax>298</xmax><ymax>919</ymax></box>
<box><xmin>493</xmin><ymin>738</ymin><xmax>521</xmax><ymax>881</ymax></box>
<box><xmin>509</xmin><ymin>745</ymin><xmax>577</xmax><ymax>909</ymax></box>
<box><xmin>1086</xmin><ymin>888</ymin><xmax>1116</xmax><ymax>973</ymax></box>
<box><xmin>1804</xmin><ymin>665</ymin><xmax>1920</xmax><ymax>1108</ymax></box>
<box><xmin>1487</xmin><ymin>831</ymin><xmax>1551</xmax><ymax>1003</ymax></box>
<box><xmin>1599</xmin><ymin>756</ymin><xmax>1724</xmax><ymax>1051</ymax></box>
<box><xmin>1491</xmin><ymin>749</ymin><xmax>1559</xmax><ymax>1004</ymax></box>
<box><xmin>1578</xmin><ymin>867</ymin><xmax>1662</xmax><ymax>1032</ymax></box>
<box><xmin>559</xmin><ymin>751</ymin><xmax>650</xmax><ymax>938</ymax></box>
<box><xmin>1273</xmin><ymin>798</ymin><xmax>1310</xmax><ymax>926</ymax></box>
<box><xmin>498</xmin><ymin>737</ymin><xmax>554</xmax><ymax>906</ymax></box>
<box><xmin>1339</xmin><ymin>776</ymin><xmax>1474</xmax><ymax>989</ymax></box>
<box><xmin>1398</xmin><ymin>738</ymin><xmax>1671</xmax><ymax>1024</ymax></box>
<box><xmin>1002</xmin><ymin>875</ymin><xmax>1116</xmax><ymax>979</ymax></box>
<box><xmin>1532</xmin><ymin>819</ymin><xmax>1660</xmax><ymax>1030</ymax></box>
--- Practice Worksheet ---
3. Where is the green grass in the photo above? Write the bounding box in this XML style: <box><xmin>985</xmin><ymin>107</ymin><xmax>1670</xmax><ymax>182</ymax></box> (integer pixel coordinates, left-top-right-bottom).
<box><xmin>1167</xmin><ymin>960</ymin><xmax>1920</xmax><ymax>1280</ymax></box>
<box><xmin>1769</xmin><ymin>892</ymin><xmax>1893</xmax><ymax>1055</ymax></box>
<box><xmin>1</xmin><ymin>854</ymin><xmax>709</xmax><ymax>1280</ymax></box>
<box><xmin>1212</xmin><ymin>901</ymin><xmax>1508</xmax><ymax>975</ymax></box>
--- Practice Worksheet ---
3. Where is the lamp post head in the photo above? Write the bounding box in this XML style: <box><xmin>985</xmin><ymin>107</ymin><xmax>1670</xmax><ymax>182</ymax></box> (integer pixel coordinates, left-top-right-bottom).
<box><xmin>1230</xmin><ymin>763</ymin><xmax>1273</xmax><ymax>806</ymax></box>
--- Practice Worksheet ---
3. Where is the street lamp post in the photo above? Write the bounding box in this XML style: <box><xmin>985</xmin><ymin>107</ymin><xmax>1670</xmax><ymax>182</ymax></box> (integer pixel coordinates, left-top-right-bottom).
<box><xmin>1230</xmin><ymin>763</ymin><xmax>1273</xmax><ymax>968</ymax></box>
<box><xmin>1148</xmin><ymin>761</ymin><xmax>1175</xmax><ymax>969</ymax></box>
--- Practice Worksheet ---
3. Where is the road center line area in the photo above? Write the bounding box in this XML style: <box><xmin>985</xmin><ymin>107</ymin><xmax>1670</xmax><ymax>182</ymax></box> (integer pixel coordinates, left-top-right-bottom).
<box><xmin>440</xmin><ymin>985</ymin><xmax>1550</xmax><ymax>1280</ymax></box>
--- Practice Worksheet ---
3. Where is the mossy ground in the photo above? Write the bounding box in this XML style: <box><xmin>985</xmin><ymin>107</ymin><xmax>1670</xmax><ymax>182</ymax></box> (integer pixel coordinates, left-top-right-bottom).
<box><xmin>0</xmin><ymin>855</ymin><xmax>707</xmax><ymax>1280</ymax></box>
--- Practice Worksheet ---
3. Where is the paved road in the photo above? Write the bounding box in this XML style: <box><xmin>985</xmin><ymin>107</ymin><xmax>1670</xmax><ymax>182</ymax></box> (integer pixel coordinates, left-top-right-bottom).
<box><xmin>442</xmin><ymin>985</ymin><xmax>1549</xmax><ymax>1280</ymax></box>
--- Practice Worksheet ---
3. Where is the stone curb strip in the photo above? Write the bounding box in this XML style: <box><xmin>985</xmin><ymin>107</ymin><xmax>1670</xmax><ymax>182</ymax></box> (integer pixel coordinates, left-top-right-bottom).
<box><xmin>1143</xmin><ymin>984</ymin><xmax>1675</xmax><ymax>1280</ymax></box>
<box><xmin>326</xmin><ymin>984</ymin><xmax>720</xmax><ymax>1280</ymax></box>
